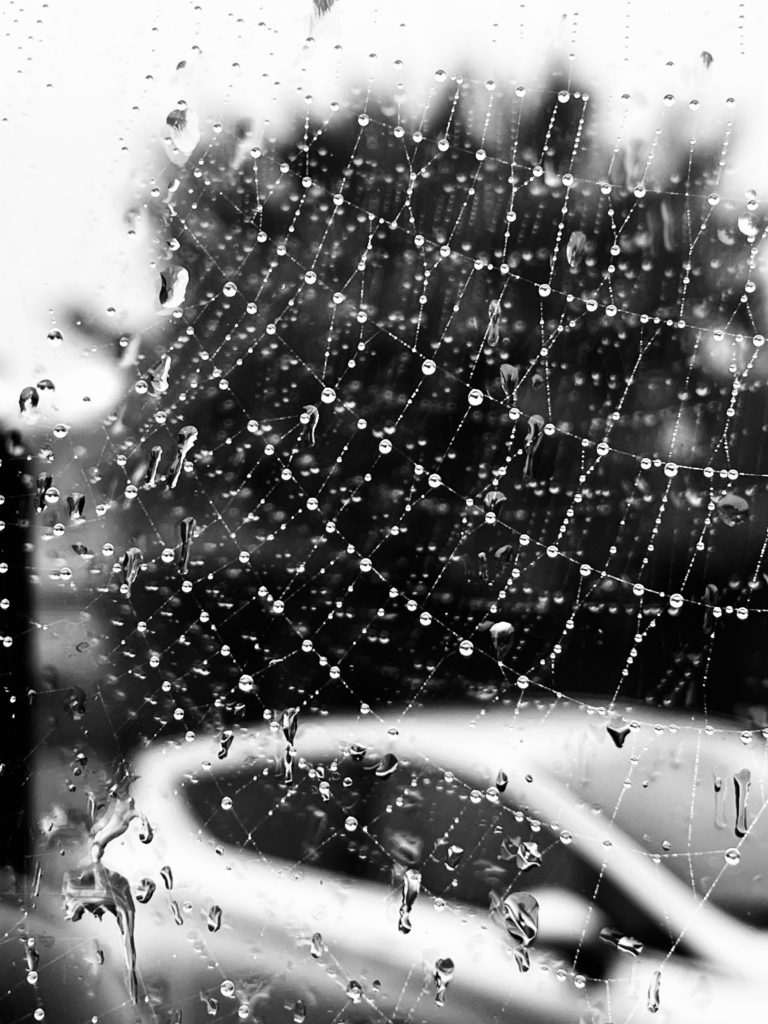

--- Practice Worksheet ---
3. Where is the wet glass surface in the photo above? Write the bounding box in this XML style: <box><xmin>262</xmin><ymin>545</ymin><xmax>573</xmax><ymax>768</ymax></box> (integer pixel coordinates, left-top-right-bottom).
<box><xmin>4</xmin><ymin>3</ymin><xmax>768</xmax><ymax>1023</ymax></box>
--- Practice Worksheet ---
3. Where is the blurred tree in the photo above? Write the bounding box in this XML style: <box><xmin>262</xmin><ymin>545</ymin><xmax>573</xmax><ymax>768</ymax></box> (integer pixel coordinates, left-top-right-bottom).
<box><xmin>82</xmin><ymin>75</ymin><xmax>768</xmax><ymax>750</ymax></box>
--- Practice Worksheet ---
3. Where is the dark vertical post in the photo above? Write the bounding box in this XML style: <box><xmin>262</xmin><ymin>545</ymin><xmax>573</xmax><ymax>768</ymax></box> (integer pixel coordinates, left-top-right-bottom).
<box><xmin>0</xmin><ymin>429</ymin><xmax>33</xmax><ymax>879</ymax></box>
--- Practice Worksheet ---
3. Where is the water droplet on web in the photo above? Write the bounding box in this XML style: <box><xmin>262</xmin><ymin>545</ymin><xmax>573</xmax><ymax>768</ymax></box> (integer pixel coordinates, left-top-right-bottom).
<box><xmin>607</xmin><ymin>718</ymin><xmax>631</xmax><ymax>748</ymax></box>
<box><xmin>725</xmin><ymin>847</ymin><xmax>741</xmax><ymax>865</ymax></box>
<box><xmin>346</xmin><ymin>980</ymin><xmax>363</xmax><ymax>1002</ymax></box>
<box><xmin>443</xmin><ymin>844</ymin><xmax>464</xmax><ymax>870</ymax></box>
<box><xmin>47</xmin><ymin>329</ymin><xmax>63</xmax><ymax>347</ymax></box>
<box><xmin>599</xmin><ymin>927</ymin><xmax>643</xmax><ymax>956</ymax></box>
<box><xmin>321</xmin><ymin>386</ymin><xmax>336</xmax><ymax>404</ymax></box>
<box><xmin>220</xmin><ymin>979</ymin><xmax>235</xmax><ymax>998</ymax></box>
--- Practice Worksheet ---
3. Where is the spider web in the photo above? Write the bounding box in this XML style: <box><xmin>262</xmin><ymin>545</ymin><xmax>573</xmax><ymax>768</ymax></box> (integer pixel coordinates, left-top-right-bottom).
<box><xmin>13</xmin><ymin>32</ymin><xmax>768</xmax><ymax>1024</ymax></box>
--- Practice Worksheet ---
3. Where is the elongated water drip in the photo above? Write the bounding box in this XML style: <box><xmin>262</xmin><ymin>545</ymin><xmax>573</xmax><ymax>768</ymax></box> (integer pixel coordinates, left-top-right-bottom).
<box><xmin>145</xmin><ymin>445</ymin><xmax>163</xmax><ymax>487</ymax></box>
<box><xmin>91</xmin><ymin>789</ymin><xmax>136</xmax><ymax>861</ymax></box>
<box><xmin>62</xmin><ymin>863</ymin><xmax>139</xmax><ymax>1003</ymax></box>
<box><xmin>67</xmin><ymin>492</ymin><xmax>85</xmax><ymax>520</ymax></box>
<box><xmin>398</xmin><ymin>868</ymin><xmax>421</xmax><ymax>933</ymax></box>
<box><xmin>499</xmin><ymin>363</ymin><xmax>519</xmax><ymax>401</ymax></box>
<box><xmin>179</xmin><ymin>516</ymin><xmax>196</xmax><ymax>575</ymax></box>
<box><xmin>36</xmin><ymin>473</ymin><xmax>52</xmax><ymax>513</ymax></box>
<box><xmin>159</xmin><ymin>266</ymin><xmax>190</xmax><ymax>308</ymax></box>
<box><xmin>433</xmin><ymin>957</ymin><xmax>454</xmax><ymax>1005</ymax></box>
<box><xmin>146</xmin><ymin>353</ymin><xmax>171</xmax><ymax>395</ymax></box>
<box><xmin>734</xmin><ymin>768</ymin><xmax>751</xmax><ymax>837</ymax></box>
<box><xmin>167</xmin><ymin>425</ymin><xmax>198</xmax><ymax>489</ymax></box>
<box><xmin>713</xmin><ymin>774</ymin><xmax>727</xmax><ymax>829</ymax></box>
<box><xmin>500</xmin><ymin>891</ymin><xmax>539</xmax><ymax>946</ymax></box>
<box><xmin>647</xmin><ymin>969</ymin><xmax>661</xmax><ymax>1013</ymax></box>
<box><xmin>121</xmin><ymin>547</ymin><xmax>143</xmax><ymax>596</ymax></box>
<box><xmin>523</xmin><ymin>415</ymin><xmax>544</xmax><ymax>480</ymax></box>
<box><xmin>484</xmin><ymin>299</ymin><xmax>502</xmax><ymax>345</ymax></box>
<box><xmin>301</xmin><ymin>404</ymin><xmax>319</xmax><ymax>446</ymax></box>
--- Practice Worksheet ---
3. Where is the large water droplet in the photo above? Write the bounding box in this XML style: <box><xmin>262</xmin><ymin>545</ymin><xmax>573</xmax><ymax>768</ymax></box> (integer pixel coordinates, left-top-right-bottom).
<box><xmin>398</xmin><ymin>868</ymin><xmax>421</xmax><ymax>933</ymax></box>
<box><xmin>433</xmin><ymin>957</ymin><xmax>454</xmax><ymax>1006</ymax></box>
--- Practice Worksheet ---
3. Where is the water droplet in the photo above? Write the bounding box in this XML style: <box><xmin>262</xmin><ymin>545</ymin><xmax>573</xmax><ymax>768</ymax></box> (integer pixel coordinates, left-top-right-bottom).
<box><xmin>63</xmin><ymin>864</ymin><xmax>139</xmax><ymax>1002</ymax></box>
<box><xmin>398</xmin><ymin>868</ymin><xmax>421</xmax><ymax>933</ymax></box>
<box><xmin>647</xmin><ymin>968</ymin><xmax>661</xmax><ymax>1012</ymax></box>
<box><xmin>716</xmin><ymin>493</ymin><xmax>748</xmax><ymax>526</ymax></box>
<box><xmin>607</xmin><ymin>719</ymin><xmax>631</xmax><ymax>748</ymax></box>
<box><xmin>374</xmin><ymin>752</ymin><xmax>398</xmax><ymax>778</ymax></box>
<box><xmin>599</xmin><ymin>927</ymin><xmax>643</xmax><ymax>956</ymax></box>
<box><xmin>136</xmin><ymin>877</ymin><xmax>155</xmax><ymax>904</ymax></box>
<box><xmin>346</xmin><ymin>980</ymin><xmax>363</xmax><ymax>1002</ymax></box>
<box><xmin>734</xmin><ymin>768</ymin><xmax>751</xmax><ymax>837</ymax></box>
<box><xmin>433</xmin><ymin>957</ymin><xmax>455</xmax><ymax>1005</ymax></box>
